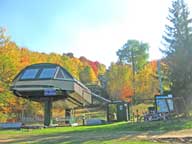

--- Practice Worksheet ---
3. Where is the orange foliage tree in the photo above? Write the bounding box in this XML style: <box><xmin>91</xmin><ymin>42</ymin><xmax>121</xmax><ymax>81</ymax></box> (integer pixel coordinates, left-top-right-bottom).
<box><xmin>0</xmin><ymin>27</ymin><xmax>106</xmax><ymax>122</ymax></box>
<box><xmin>106</xmin><ymin>63</ymin><xmax>133</xmax><ymax>101</ymax></box>
<box><xmin>135</xmin><ymin>60</ymin><xmax>159</xmax><ymax>102</ymax></box>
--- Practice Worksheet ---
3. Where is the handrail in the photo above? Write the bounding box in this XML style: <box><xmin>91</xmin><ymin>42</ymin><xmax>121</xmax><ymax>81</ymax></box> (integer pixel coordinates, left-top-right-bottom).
<box><xmin>91</xmin><ymin>92</ymin><xmax>111</xmax><ymax>103</ymax></box>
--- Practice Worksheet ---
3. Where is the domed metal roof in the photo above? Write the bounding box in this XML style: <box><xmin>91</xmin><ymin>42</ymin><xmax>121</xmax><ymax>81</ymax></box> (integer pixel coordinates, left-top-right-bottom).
<box><xmin>13</xmin><ymin>63</ymin><xmax>74</xmax><ymax>82</ymax></box>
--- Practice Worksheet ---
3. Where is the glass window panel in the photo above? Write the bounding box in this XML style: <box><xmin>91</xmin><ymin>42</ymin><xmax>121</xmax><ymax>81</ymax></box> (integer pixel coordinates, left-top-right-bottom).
<box><xmin>39</xmin><ymin>68</ymin><xmax>56</xmax><ymax>79</ymax></box>
<box><xmin>56</xmin><ymin>69</ymin><xmax>64</xmax><ymax>79</ymax></box>
<box><xmin>20</xmin><ymin>69</ymin><xmax>39</xmax><ymax>80</ymax></box>
<box><xmin>62</xmin><ymin>70</ymin><xmax>73</xmax><ymax>79</ymax></box>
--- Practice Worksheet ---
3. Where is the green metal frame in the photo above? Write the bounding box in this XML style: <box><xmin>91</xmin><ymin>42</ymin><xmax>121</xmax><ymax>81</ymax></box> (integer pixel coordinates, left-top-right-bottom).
<box><xmin>44</xmin><ymin>98</ymin><xmax>53</xmax><ymax>126</ymax></box>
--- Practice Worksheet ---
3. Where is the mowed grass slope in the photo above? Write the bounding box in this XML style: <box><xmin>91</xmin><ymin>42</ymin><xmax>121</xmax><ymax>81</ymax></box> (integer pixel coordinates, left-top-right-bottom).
<box><xmin>1</xmin><ymin>118</ymin><xmax>192</xmax><ymax>144</ymax></box>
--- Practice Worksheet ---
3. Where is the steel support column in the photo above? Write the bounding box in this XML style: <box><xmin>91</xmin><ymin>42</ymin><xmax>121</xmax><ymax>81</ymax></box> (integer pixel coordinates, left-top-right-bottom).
<box><xmin>44</xmin><ymin>98</ymin><xmax>52</xmax><ymax>126</ymax></box>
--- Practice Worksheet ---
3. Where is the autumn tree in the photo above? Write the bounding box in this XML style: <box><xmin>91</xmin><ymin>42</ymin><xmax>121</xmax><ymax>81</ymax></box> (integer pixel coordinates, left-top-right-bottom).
<box><xmin>0</xmin><ymin>29</ymin><xmax>18</xmax><ymax>86</ymax></box>
<box><xmin>61</xmin><ymin>55</ymin><xmax>83</xmax><ymax>79</ymax></box>
<box><xmin>116</xmin><ymin>40</ymin><xmax>149</xmax><ymax>103</ymax></box>
<box><xmin>135</xmin><ymin>61</ymin><xmax>159</xmax><ymax>102</ymax></box>
<box><xmin>0</xmin><ymin>28</ymin><xmax>20</xmax><ymax>121</ymax></box>
<box><xmin>79</xmin><ymin>56</ymin><xmax>106</xmax><ymax>76</ymax></box>
<box><xmin>106</xmin><ymin>63</ymin><xmax>133</xmax><ymax>101</ymax></box>
<box><xmin>0</xmin><ymin>26</ymin><xmax>107</xmax><ymax>122</ymax></box>
<box><xmin>79</xmin><ymin>66</ymin><xmax>98</xmax><ymax>84</ymax></box>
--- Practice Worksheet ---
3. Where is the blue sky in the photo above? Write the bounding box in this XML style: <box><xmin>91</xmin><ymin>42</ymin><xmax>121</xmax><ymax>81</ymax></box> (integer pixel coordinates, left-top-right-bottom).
<box><xmin>1</xmin><ymin>0</ymin><xmax>192</xmax><ymax>66</ymax></box>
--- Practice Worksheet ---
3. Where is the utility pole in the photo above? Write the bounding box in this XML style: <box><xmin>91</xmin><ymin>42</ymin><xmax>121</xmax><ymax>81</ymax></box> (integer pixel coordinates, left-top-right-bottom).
<box><xmin>131</xmin><ymin>46</ymin><xmax>136</xmax><ymax>104</ymax></box>
<box><xmin>131</xmin><ymin>46</ymin><xmax>136</xmax><ymax>122</ymax></box>
<box><xmin>157</xmin><ymin>60</ymin><xmax>163</xmax><ymax>95</ymax></box>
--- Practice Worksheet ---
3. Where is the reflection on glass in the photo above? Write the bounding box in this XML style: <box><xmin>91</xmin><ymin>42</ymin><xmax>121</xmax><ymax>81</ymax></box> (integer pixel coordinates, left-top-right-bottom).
<box><xmin>21</xmin><ymin>69</ymin><xmax>39</xmax><ymax>79</ymax></box>
<box><xmin>62</xmin><ymin>70</ymin><xmax>73</xmax><ymax>79</ymax></box>
<box><xmin>39</xmin><ymin>68</ymin><xmax>56</xmax><ymax>79</ymax></box>
<box><xmin>56</xmin><ymin>69</ymin><xmax>65</xmax><ymax>79</ymax></box>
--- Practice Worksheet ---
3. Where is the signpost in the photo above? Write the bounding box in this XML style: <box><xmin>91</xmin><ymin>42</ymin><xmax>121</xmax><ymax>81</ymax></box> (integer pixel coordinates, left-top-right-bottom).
<box><xmin>44</xmin><ymin>89</ymin><xmax>57</xmax><ymax>96</ymax></box>
<box><xmin>155</xmin><ymin>94</ymin><xmax>174</xmax><ymax>113</ymax></box>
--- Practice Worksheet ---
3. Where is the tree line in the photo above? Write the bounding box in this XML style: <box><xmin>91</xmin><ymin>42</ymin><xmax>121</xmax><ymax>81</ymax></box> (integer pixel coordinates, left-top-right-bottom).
<box><xmin>0</xmin><ymin>28</ymin><xmax>107</xmax><ymax>122</ymax></box>
<box><xmin>0</xmin><ymin>26</ymin><xmax>160</xmax><ymax>122</ymax></box>
<box><xmin>1</xmin><ymin>0</ymin><xmax>191</xmax><ymax>122</ymax></box>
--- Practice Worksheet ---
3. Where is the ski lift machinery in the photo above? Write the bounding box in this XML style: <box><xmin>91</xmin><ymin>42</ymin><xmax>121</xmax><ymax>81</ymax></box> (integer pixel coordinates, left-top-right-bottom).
<box><xmin>10</xmin><ymin>63</ymin><xmax>92</xmax><ymax>126</ymax></box>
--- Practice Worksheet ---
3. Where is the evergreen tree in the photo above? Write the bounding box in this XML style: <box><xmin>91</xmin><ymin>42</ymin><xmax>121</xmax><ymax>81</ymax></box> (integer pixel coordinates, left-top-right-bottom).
<box><xmin>162</xmin><ymin>0</ymin><xmax>192</xmax><ymax>112</ymax></box>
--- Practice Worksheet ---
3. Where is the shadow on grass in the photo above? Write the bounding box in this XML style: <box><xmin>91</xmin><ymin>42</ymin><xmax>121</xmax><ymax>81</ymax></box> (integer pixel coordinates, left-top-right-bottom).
<box><xmin>1</xmin><ymin>118</ymin><xmax>192</xmax><ymax>144</ymax></box>
<box><xmin>1</xmin><ymin>130</ymin><xmax>145</xmax><ymax>144</ymax></box>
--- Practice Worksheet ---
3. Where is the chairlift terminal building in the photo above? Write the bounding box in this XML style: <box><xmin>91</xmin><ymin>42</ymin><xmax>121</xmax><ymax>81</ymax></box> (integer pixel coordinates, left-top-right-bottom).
<box><xmin>11</xmin><ymin>63</ymin><xmax>92</xmax><ymax>107</ymax></box>
<box><xmin>10</xmin><ymin>63</ymin><xmax>92</xmax><ymax>126</ymax></box>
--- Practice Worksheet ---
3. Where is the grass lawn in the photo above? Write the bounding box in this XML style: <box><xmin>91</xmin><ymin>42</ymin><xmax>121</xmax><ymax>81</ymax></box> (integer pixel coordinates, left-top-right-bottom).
<box><xmin>1</xmin><ymin>118</ymin><xmax>192</xmax><ymax>144</ymax></box>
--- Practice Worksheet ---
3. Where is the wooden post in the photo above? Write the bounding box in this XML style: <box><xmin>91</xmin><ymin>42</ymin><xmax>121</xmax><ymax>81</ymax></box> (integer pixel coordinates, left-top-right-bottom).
<box><xmin>106</xmin><ymin>103</ymin><xmax>110</xmax><ymax>122</ymax></box>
